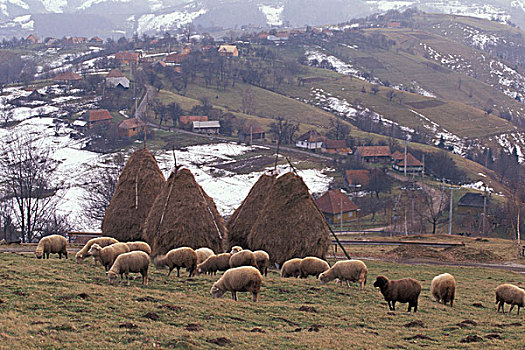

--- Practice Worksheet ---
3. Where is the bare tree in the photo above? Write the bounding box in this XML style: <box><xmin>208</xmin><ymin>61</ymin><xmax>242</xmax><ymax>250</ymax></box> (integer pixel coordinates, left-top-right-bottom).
<box><xmin>241</xmin><ymin>88</ymin><xmax>257</xmax><ymax>115</ymax></box>
<box><xmin>80</xmin><ymin>153</ymin><xmax>126</xmax><ymax>226</ymax></box>
<box><xmin>0</xmin><ymin>134</ymin><xmax>63</xmax><ymax>242</ymax></box>
<box><xmin>416</xmin><ymin>183</ymin><xmax>448</xmax><ymax>234</ymax></box>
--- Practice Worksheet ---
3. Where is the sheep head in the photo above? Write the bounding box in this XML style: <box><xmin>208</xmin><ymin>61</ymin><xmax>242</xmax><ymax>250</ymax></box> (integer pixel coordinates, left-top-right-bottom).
<box><xmin>373</xmin><ymin>275</ymin><xmax>389</xmax><ymax>289</ymax></box>
<box><xmin>210</xmin><ymin>284</ymin><xmax>225</xmax><ymax>299</ymax></box>
<box><xmin>107</xmin><ymin>271</ymin><xmax>118</xmax><ymax>285</ymax></box>
<box><xmin>35</xmin><ymin>251</ymin><xmax>43</xmax><ymax>259</ymax></box>
<box><xmin>75</xmin><ymin>253</ymin><xmax>83</xmax><ymax>263</ymax></box>
<box><xmin>88</xmin><ymin>243</ymin><xmax>102</xmax><ymax>257</ymax></box>
<box><xmin>318</xmin><ymin>272</ymin><xmax>330</xmax><ymax>284</ymax></box>
<box><xmin>230</xmin><ymin>246</ymin><xmax>242</xmax><ymax>255</ymax></box>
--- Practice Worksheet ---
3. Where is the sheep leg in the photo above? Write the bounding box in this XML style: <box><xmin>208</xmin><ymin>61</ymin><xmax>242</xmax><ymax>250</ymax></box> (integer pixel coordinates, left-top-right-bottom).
<box><xmin>231</xmin><ymin>291</ymin><xmax>237</xmax><ymax>301</ymax></box>
<box><xmin>391</xmin><ymin>301</ymin><xmax>396</xmax><ymax>311</ymax></box>
<box><xmin>252</xmin><ymin>292</ymin><xmax>258</xmax><ymax>302</ymax></box>
<box><xmin>509</xmin><ymin>304</ymin><xmax>515</xmax><ymax>314</ymax></box>
<box><xmin>176</xmin><ymin>267</ymin><xmax>180</xmax><ymax>278</ymax></box>
<box><xmin>64</xmin><ymin>251</ymin><xmax>68</xmax><ymax>259</ymax></box>
<box><xmin>126</xmin><ymin>273</ymin><xmax>131</xmax><ymax>286</ymax></box>
<box><xmin>167</xmin><ymin>267</ymin><xmax>173</xmax><ymax>277</ymax></box>
<box><xmin>346</xmin><ymin>280</ymin><xmax>350</xmax><ymax>288</ymax></box>
<box><xmin>413</xmin><ymin>301</ymin><xmax>418</xmax><ymax>313</ymax></box>
<box><xmin>58</xmin><ymin>252</ymin><xmax>62</xmax><ymax>259</ymax></box>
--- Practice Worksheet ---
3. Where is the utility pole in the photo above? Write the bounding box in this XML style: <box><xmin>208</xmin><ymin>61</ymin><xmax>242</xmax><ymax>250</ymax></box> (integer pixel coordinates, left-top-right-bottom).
<box><xmin>404</xmin><ymin>140</ymin><xmax>407</xmax><ymax>177</ymax></box>
<box><xmin>517</xmin><ymin>208</ymin><xmax>521</xmax><ymax>257</ymax></box>
<box><xmin>482</xmin><ymin>187</ymin><xmax>488</xmax><ymax>235</ymax></box>
<box><xmin>340</xmin><ymin>197</ymin><xmax>343</xmax><ymax>233</ymax></box>
<box><xmin>250</xmin><ymin>125</ymin><xmax>253</xmax><ymax>146</ymax></box>
<box><xmin>422</xmin><ymin>153</ymin><xmax>425</xmax><ymax>177</ymax></box>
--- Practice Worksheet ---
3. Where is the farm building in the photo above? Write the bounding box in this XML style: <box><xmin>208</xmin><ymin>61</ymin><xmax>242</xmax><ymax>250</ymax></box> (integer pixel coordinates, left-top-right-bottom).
<box><xmin>392</xmin><ymin>153</ymin><xmax>424</xmax><ymax>174</ymax></box>
<box><xmin>180</xmin><ymin>115</ymin><xmax>208</xmax><ymax>126</ymax></box>
<box><xmin>315</xmin><ymin>189</ymin><xmax>359</xmax><ymax>224</ymax></box>
<box><xmin>115</xmin><ymin>51</ymin><xmax>141</xmax><ymax>64</ymax></box>
<box><xmin>345</xmin><ymin>169</ymin><xmax>370</xmax><ymax>188</ymax></box>
<box><xmin>238</xmin><ymin>124</ymin><xmax>266</xmax><ymax>143</ymax></box>
<box><xmin>321</xmin><ymin>139</ymin><xmax>351</xmax><ymax>155</ymax></box>
<box><xmin>246</xmin><ymin>172</ymin><xmax>331</xmax><ymax>265</ymax></box>
<box><xmin>85</xmin><ymin>109</ymin><xmax>112</xmax><ymax>129</ymax></box>
<box><xmin>457</xmin><ymin>192</ymin><xmax>489</xmax><ymax>215</ymax></box>
<box><xmin>295</xmin><ymin>130</ymin><xmax>325</xmax><ymax>151</ymax></box>
<box><xmin>192</xmin><ymin>120</ymin><xmax>220</xmax><ymax>134</ymax></box>
<box><xmin>355</xmin><ymin>146</ymin><xmax>391</xmax><ymax>163</ymax></box>
<box><xmin>218</xmin><ymin>45</ymin><xmax>239</xmax><ymax>57</ymax></box>
<box><xmin>102</xmin><ymin>148</ymin><xmax>165</xmax><ymax>242</ymax></box>
<box><xmin>118</xmin><ymin>118</ymin><xmax>145</xmax><ymax>138</ymax></box>
<box><xmin>53</xmin><ymin>71</ymin><xmax>82</xmax><ymax>83</ymax></box>
<box><xmin>142</xmin><ymin>168</ymin><xmax>226</xmax><ymax>256</ymax></box>
<box><xmin>105</xmin><ymin>69</ymin><xmax>130</xmax><ymax>89</ymax></box>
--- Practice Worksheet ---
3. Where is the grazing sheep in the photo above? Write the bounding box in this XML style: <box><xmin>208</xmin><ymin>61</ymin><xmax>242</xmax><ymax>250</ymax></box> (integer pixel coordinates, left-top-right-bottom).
<box><xmin>88</xmin><ymin>242</ymin><xmax>130</xmax><ymax>271</ymax></box>
<box><xmin>35</xmin><ymin>235</ymin><xmax>68</xmax><ymax>259</ymax></box>
<box><xmin>75</xmin><ymin>237</ymin><xmax>119</xmax><ymax>263</ymax></box>
<box><xmin>197</xmin><ymin>253</ymin><xmax>231</xmax><ymax>275</ymax></box>
<box><xmin>154</xmin><ymin>247</ymin><xmax>198</xmax><ymax>277</ymax></box>
<box><xmin>195</xmin><ymin>247</ymin><xmax>215</xmax><ymax>265</ymax></box>
<box><xmin>373</xmin><ymin>275</ymin><xmax>421</xmax><ymax>313</ymax></box>
<box><xmin>210</xmin><ymin>266</ymin><xmax>262</xmax><ymax>302</ymax></box>
<box><xmin>229</xmin><ymin>249</ymin><xmax>257</xmax><ymax>268</ymax></box>
<box><xmin>280</xmin><ymin>258</ymin><xmax>303</xmax><ymax>278</ymax></box>
<box><xmin>495</xmin><ymin>284</ymin><xmax>525</xmax><ymax>315</ymax></box>
<box><xmin>299</xmin><ymin>257</ymin><xmax>330</xmax><ymax>278</ymax></box>
<box><xmin>107</xmin><ymin>251</ymin><xmax>150</xmax><ymax>286</ymax></box>
<box><xmin>230</xmin><ymin>246</ymin><xmax>243</xmax><ymax>255</ymax></box>
<box><xmin>319</xmin><ymin>260</ymin><xmax>368</xmax><ymax>290</ymax></box>
<box><xmin>431</xmin><ymin>273</ymin><xmax>456</xmax><ymax>306</ymax></box>
<box><xmin>253</xmin><ymin>250</ymin><xmax>270</xmax><ymax>277</ymax></box>
<box><xmin>126</xmin><ymin>241</ymin><xmax>152</xmax><ymax>255</ymax></box>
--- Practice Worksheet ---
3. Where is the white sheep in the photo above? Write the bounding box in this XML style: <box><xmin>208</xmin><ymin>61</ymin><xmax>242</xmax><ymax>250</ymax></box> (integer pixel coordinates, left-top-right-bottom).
<box><xmin>75</xmin><ymin>237</ymin><xmax>118</xmax><ymax>263</ymax></box>
<box><xmin>280</xmin><ymin>258</ymin><xmax>302</xmax><ymax>278</ymax></box>
<box><xmin>107</xmin><ymin>251</ymin><xmax>150</xmax><ymax>286</ymax></box>
<box><xmin>253</xmin><ymin>250</ymin><xmax>270</xmax><ymax>277</ymax></box>
<box><xmin>495</xmin><ymin>283</ymin><xmax>525</xmax><ymax>315</ymax></box>
<box><xmin>230</xmin><ymin>246</ymin><xmax>243</xmax><ymax>255</ymax></box>
<box><xmin>35</xmin><ymin>235</ymin><xmax>68</xmax><ymax>259</ymax></box>
<box><xmin>431</xmin><ymin>273</ymin><xmax>456</xmax><ymax>306</ymax></box>
<box><xmin>197</xmin><ymin>253</ymin><xmax>231</xmax><ymax>275</ymax></box>
<box><xmin>210</xmin><ymin>266</ymin><xmax>262</xmax><ymax>302</ymax></box>
<box><xmin>126</xmin><ymin>241</ymin><xmax>152</xmax><ymax>255</ymax></box>
<box><xmin>88</xmin><ymin>242</ymin><xmax>130</xmax><ymax>271</ymax></box>
<box><xmin>154</xmin><ymin>247</ymin><xmax>198</xmax><ymax>277</ymax></box>
<box><xmin>299</xmin><ymin>257</ymin><xmax>330</xmax><ymax>278</ymax></box>
<box><xmin>195</xmin><ymin>247</ymin><xmax>215</xmax><ymax>265</ymax></box>
<box><xmin>319</xmin><ymin>260</ymin><xmax>368</xmax><ymax>290</ymax></box>
<box><xmin>229</xmin><ymin>249</ymin><xmax>257</xmax><ymax>268</ymax></box>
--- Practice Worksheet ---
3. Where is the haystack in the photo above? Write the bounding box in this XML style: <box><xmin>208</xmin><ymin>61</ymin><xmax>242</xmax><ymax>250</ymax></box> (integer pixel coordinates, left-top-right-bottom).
<box><xmin>142</xmin><ymin>168</ymin><xmax>226</xmax><ymax>256</ymax></box>
<box><xmin>225</xmin><ymin>173</ymin><xmax>276</xmax><ymax>251</ymax></box>
<box><xmin>247</xmin><ymin>172</ymin><xmax>331</xmax><ymax>265</ymax></box>
<box><xmin>101</xmin><ymin>148</ymin><xmax>165</xmax><ymax>241</ymax></box>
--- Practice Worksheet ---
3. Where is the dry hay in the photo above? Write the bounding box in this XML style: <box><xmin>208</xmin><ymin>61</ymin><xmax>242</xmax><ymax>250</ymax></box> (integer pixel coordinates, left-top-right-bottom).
<box><xmin>142</xmin><ymin>168</ymin><xmax>226</xmax><ymax>256</ymax></box>
<box><xmin>246</xmin><ymin>172</ymin><xmax>331</xmax><ymax>265</ymax></box>
<box><xmin>387</xmin><ymin>244</ymin><xmax>503</xmax><ymax>263</ymax></box>
<box><xmin>225</xmin><ymin>173</ymin><xmax>276</xmax><ymax>251</ymax></box>
<box><xmin>101</xmin><ymin>148</ymin><xmax>165</xmax><ymax>241</ymax></box>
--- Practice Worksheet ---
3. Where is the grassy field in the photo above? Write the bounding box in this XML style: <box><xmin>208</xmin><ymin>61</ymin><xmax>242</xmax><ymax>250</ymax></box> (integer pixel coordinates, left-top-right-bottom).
<box><xmin>0</xmin><ymin>251</ymin><xmax>523</xmax><ymax>349</ymax></box>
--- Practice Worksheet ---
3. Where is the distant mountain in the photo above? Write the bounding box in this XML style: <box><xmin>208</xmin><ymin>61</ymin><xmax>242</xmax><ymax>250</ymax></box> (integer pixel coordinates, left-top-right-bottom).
<box><xmin>1</xmin><ymin>0</ymin><xmax>525</xmax><ymax>38</ymax></box>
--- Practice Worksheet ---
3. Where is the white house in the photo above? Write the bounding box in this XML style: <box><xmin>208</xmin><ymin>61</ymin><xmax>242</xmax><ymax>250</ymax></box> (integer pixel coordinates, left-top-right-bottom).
<box><xmin>105</xmin><ymin>69</ymin><xmax>130</xmax><ymax>89</ymax></box>
<box><xmin>295</xmin><ymin>130</ymin><xmax>325</xmax><ymax>150</ymax></box>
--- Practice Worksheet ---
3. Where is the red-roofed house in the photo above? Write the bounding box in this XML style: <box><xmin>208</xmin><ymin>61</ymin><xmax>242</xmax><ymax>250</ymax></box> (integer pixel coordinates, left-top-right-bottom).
<box><xmin>86</xmin><ymin>109</ymin><xmax>112</xmax><ymax>129</ymax></box>
<box><xmin>345</xmin><ymin>169</ymin><xmax>370</xmax><ymax>188</ymax></box>
<box><xmin>90</xmin><ymin>36</ymin><xmax>103</xmax><ymax>43</ymax></box>
<box><xmin>296</xmin><ymin>130</ymin><xmax>325</xmax><ymax>150</ymax></box>
<box><xmin>392</xmin><ymin>153</ymin><xmax>423</xmax><ymax>174</ymax></box>
<box><xmin>26</xmin><ymin>34</ymin><xmax>40</xmax><ymax>44</ymax></box>
<box><xmin>54</xmin><ymin>71</ymin><xmax>82</xmax><ymax>83</ymax></box>
<box><xmin>322</xmin><ymin>139</ymin><xmax>351</xmax><ymax>155</ymax></box>
<box><xmin>355</xmin><ymin>146</ymin><xmax>391</xmax><ymax>163</ymax></box>
<box><xmin>118</xmin><ymin>118</ymin><xmax>145</xmax><ymax>138</ymax></box>
<box><xmin>180</xmin><ymin>115</ymin><xmax>208</xmax><ymax>126</ymax></box>
<box><xmin>115</xmin><ymin>51</ymin><xmax>141</xmax><ymax>64</ymax></box>
<box><xmin>165</xmin><ymin>53</ymin><xmax>187</xmax><ymax>66</ymax></box>
<box><xmin>391</xmin><ymin>150</ymin><xmax>404</xmax><ymax>162</ymax></box>
<box><xmin>315</xmin><ymin>189</ymin><xmax>359</xmax><ymax>224</ymax></box>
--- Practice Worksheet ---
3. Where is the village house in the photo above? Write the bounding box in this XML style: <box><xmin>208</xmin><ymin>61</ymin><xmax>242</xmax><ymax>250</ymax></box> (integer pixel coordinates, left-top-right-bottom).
<box><xmin>392</xmin><ymin>153</ymin><xmax>424</xmax><ymax>174</ymax></box>
<box><xmin>218</xmin><ymin>45</ymin><xmax>239</xmax><ymax>57</ymax></box>
<box><xmin>118</xmin><ymin>118</ymin><xmax>145</xmax><ymax>138</ymax></box>
<box><xmin>90</xmin><ymin>36</ymin><xmax>103</xmax><ymax>43</ymax></box>
<box><xmin>26</xmin><ymin>34</ymin><xmax>40</xmax><ymax>44</ymax></box>
<box><xmin>53</xmin><ymin>71</ymin><xmax>82</xmax><ymax>84</ymax></box>
<box><xmin>165</xmin><ymin>53</ymin><xmax>187</xmax><ymax>66</ymax></box>
<box><xmin>321</xmin><ymin>139</ymin><xmax>351</xmax><ymax>155</ymax></box>
<box><xmin>345</xmin><ymin>169</ymin><xmax>370</xmax><ymax>189</ymax></box>
<box><xmin>85</xmin><ymin>109</ymin><xmax>112</xmax><ymax>129</ymax></box>
<box><xmin>295</xmin><ymin>130</ymin><xmax>325</xmax><ymax>151</ymax></box>
<box><xmin>105</xmin><ymin>69</ymin><xmax>130</xmax><ymax>89</ymax></box>
<box><xmin>115</xmin><ymin>51</ymin><xmax>141</xmax><ymax>65</ymax></box>
<box><xmin>457</xmin><ymin>192</ymin><xmax>489</xmax><ymax>215</ymax></box>
<box><xmin>315</xmin><ymin>189</ymin><xmax>359</xmax><ymax>225</ymax></box>
<box><xmin>238</xmin><ymin>124</ymin><xmax>266</xmax><ymax>143</ymax></box>
<box><xmin>355</xmin><ymin>145</ymin><xmax>391</xmax><ymax>163</ymax></box>
<box><xmin>192</xmin><ymin>120</ymin><xmax>220</xmax><ymax>134</ymax></box>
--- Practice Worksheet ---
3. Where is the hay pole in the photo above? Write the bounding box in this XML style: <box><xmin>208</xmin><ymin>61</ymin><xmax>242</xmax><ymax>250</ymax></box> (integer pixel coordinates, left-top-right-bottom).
<box><xmin>159</xmin><ymin>175</ymin><xmax>174</xmax><ymax>227</ymax></box>
<box><xmin>328</xmin><ymin>224</ymin><xmax>351</xmax><ymax>260</ymax></box>
<box><xmin>196</xmin><ymin>185</ymin><xmax>223</xmax><ymax>240</ymax></box>
<box><xmin>283</xmin><ymin>154</ymin><xmax>297</xmax><ymax>175</ymax></box>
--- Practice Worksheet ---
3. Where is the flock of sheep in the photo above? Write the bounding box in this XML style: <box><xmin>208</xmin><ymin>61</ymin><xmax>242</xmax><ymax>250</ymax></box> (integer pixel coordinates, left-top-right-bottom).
<box><xmin>35</xmin><ymin>234</ymin><xmax>525</xmax><ymax>315</ymax></box>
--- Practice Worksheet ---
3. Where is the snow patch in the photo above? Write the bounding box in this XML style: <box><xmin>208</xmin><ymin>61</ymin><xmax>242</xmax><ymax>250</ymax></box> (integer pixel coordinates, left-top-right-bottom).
<box><xmin>259</xmin><ymin>5</ymin><xmax>284</xmax><ymax>26</ymax></box>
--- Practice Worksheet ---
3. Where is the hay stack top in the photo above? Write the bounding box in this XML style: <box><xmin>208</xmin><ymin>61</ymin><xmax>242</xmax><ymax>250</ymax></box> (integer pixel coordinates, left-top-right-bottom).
<box><xmin>142</xmin><ymin>168</ymin><xmax>226</xmax><ymax>256</ymax></box>
<box><xmin>101</xmin><ymin>148</ymin><xmax>165</xmax><ymax>241</ymax></box>
<box><xmin>226</xmin><ymin>173</ymin><xmax>276</xmax><ymax>250</ymax></box>
<box><xmin>246</xmin><ymin>172</ymin><xmax>331</xmax><ymax>265</ymax></box>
